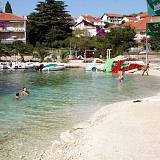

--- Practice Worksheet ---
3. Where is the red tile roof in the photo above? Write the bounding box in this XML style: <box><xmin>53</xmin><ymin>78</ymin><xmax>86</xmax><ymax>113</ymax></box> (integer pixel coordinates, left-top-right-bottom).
<box><xmin>82</xmin><ymin>15</ymin><xmax>102</xmax><ymax>23</ymax></box>
<box><xmin>137</xmin><ymin>12</ymin><xmax>148</xmax><ymax>18</ymax></box>
<box><xmin>123</xmin><ymin>16</ymin><xmax>160</xmax><ymax>30</ymax></box>
<box><xmin>105</xmin><ymin>13</ymin><xmax>123</xmax><ymax>18</ymax></box>
<box><xmin>126</xmin><ymin>17</ymin><xmax>137</xmax><ymax>21</ymax></box>
<box><xmin>0</xmin><ymin>13</ymin><xmax>25</xmax><ymax>20</ymax></box>
<box><xmin>108</xmin><ymin>24</ymin><xmax>119</xmax><ymax>29</ymax></box>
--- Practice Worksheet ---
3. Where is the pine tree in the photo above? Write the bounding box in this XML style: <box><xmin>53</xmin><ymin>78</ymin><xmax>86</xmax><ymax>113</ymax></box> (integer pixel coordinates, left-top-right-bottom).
<box><xmin>5</xmin><ymin>1</ymin><xmax>13</xmax><ymax>13</ymax></box>
<box><xmin>27</xmin><ymin>0</ymin><xmax>73</xmax><ymax>47</ymax></box>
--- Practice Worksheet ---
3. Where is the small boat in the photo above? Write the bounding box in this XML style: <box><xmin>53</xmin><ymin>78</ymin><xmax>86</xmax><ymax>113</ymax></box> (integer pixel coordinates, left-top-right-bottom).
<box><xmin>0</xmin><ymin>63</ymin><xmax>8</xmax><ymax>70</ymax></box>
<box><xmin>85</xmin><ymin>58</ymin><xmax>105</xmax><ymax>71</ymax></box>
<box><xmin>7</xmin><ymin>62</ymin><xmax>35</xmax><ymax>70</ymax></box>
<box><xmin>68</xmin><ymin>56</ymin><xmax>84</xmax><ymax>63</ymax></box>
<box><xmin>42</xmin><ymin>63</ymin><xmax>65</xmax><ymax>71</ymax></box>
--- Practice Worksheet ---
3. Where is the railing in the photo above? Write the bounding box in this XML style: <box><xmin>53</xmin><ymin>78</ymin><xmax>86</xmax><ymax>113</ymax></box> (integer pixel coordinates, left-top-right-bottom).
<box><xmin>0</xmin><ymin>28</ymin><xmax>26</xmax><ymax>32</ymax></box>
<box><xmin>0</xmin><ymin>39</ymin><xmax>26</xmax><ymax>44</ymax></box>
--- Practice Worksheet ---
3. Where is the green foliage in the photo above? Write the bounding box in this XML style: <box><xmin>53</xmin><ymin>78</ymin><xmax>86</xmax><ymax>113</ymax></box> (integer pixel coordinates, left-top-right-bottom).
<box><xmin>104</xmin><ymin>22</ymin><xmax>113</xmax><ymax>28</ymax></box>
<box><xmin>149</xmin><ymin>36</ymin><xmax>160</xmax><ymax>51</ymax></box>
<box><xmin>105</xmin><ymin>26</ymin><xmax>136</xmax><ymax>56</ymax></box>
<box><xmin>11</xmin><ymin>41</ymin><xmax>33</xmax><ymax>62</ymax></box>
<box><xmin>27</xmin><ymin>0</ymin><xmax>73</xmax><ymax>47</ymax></box>
<box><xmin>5</xmin><ymin>1</ymin><xmax>13</xmax><ymax>13</ymax></box>
<box><xmin>0</xmin><ymin>44</ymin><xmax>12</xmax><ymax>57</ymax></box>
<box><xmin>33</xmin><ymin>43</ymin><xmax>50</xmax><ymax>62</ymax></box>
<box><xmin>69</xmin><ymin>29</ymin><xmax>95</xmax><ymax>52</ymax></box>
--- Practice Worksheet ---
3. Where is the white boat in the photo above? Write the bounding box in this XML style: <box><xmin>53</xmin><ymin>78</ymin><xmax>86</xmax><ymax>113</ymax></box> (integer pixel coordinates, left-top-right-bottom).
<box><xmin>42</xmin><ymin>63</ymin><xmax>65</xmax><ymax>71</ymax></box>
<box><xmin>68</xmin><ymin>56</ymin><xmax>84</xmax><ymax>63</ymax></box>
<box><xmin>0</xmin><ymin>63</ymin><xmax>8</xmax><ymax>70</ymax></box>
<box><xmin>85</xmin><ymin>58</ymin><xmax>105</xmax><ymax>71</ymax></box>
<box><xmin>7</xmin><ymin>62</ymin><xmax>35</xmax><ymax>69</ymax></box>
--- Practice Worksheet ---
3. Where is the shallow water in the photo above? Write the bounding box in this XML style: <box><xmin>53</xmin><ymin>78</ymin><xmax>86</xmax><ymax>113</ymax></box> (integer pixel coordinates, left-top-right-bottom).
<box><xmin>0</xmin><ymin>69</ymin><xmax>160</xmax><ymax>159</ymax></box>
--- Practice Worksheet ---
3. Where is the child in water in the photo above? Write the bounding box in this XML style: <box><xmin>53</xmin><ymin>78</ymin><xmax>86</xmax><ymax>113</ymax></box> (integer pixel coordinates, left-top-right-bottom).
<box><xmin>117</xmin><ymin>69</ymin><xmax>124</xmax><ymax>82</ymax></box>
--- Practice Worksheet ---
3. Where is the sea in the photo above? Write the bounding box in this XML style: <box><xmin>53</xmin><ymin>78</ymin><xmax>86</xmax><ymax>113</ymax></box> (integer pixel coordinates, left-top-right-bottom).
<box><xmin>0</xmin><ymin>69</ymin><xmax>160</xmax><ymax>159</ymax></box>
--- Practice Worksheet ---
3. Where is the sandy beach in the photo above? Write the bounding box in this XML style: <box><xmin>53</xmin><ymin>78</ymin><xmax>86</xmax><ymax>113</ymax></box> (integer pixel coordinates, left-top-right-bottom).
<box><xmin>32</xmin><ymin>68</ymin><xmax>160</xmax><ymax>160</ymax></box>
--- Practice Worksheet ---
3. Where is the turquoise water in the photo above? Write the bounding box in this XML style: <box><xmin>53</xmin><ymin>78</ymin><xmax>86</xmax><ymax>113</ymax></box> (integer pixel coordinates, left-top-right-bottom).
<box><xmin>0</xmin><ymin>69</ymin><xmax>160</xmax><ymax>159</ymax></box>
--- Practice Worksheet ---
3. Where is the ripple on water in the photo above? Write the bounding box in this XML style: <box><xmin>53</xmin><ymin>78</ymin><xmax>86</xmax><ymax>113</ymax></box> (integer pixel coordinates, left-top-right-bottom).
<box><xmin>0</xmin><ymin>69</ymin><xmax>160</xmax><ymax>159</ymax></box>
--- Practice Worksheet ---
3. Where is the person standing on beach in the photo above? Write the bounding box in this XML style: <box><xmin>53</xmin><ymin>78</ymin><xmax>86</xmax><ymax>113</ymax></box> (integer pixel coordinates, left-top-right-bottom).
<box><xmin>142</xmin><ymin>63</ymin><xmax>149</xmax><ymax>76</ymax></box>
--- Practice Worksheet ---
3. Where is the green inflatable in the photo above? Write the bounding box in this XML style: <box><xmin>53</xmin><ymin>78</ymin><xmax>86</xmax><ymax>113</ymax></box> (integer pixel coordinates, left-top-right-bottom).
<box><xmin>102</xmin><ymin>58</ymin><xmax>115</xmax><ymax>72</ymax></box>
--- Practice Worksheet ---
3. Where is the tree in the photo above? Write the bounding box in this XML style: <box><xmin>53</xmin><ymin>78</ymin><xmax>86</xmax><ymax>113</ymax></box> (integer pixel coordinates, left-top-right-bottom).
<box><xmin>0</xmin><ymin>44</ymin><xmax>12</xmax><ymax>58</ymax></box>
<box><xmin>27</xmin><ymin>0</ymin><xmax>73</xmax><ymax>47</ymax></box>
<box><xmin>69</xmin><ymin>29</ymin><xmax>95</xmax><ymax>52</ymax></box>
<box><xmin>5</xmin><ymin>1</ymin><xmax>13</xmax><ymax>13</ymax></box>
<box><xmin>149</xmin><ymin>36</ymin><xmax>160</xmax><ymax>51</ymax></box>
<box><xmin>33</xmin><ymin>43</ymin><xmax>50</xmax><ymax>62</ymax></box>
<box><xmin>105</xmin><ymin>26</ymin><xmax>136</xmax><ymax>56</ymax></box>
<box><xmin>11</xmin><ymin>41</ymin><xmax>33</xmax><ymax>62</ymax></box>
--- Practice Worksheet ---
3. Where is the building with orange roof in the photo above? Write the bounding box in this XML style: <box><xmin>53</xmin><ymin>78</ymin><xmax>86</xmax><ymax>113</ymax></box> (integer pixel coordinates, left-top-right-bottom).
<box><xmin>101</xmin><ymin>12</ymin><xmax>124</xmax><ymax>24</ymax></box>
<box><xmin>0</xmin><ymin>13</ymin><xmax>27</xmax><ymax>44</ymax></box>
<box><xmin>136</xmin><ymin>12</ymin><xmax>148</xmax><ymax>20</ymax></box>
<box><xmin>122</xmin><ymin>16</ymin><xmax>138</xmax><ymax>23</ymax></box>
<box><xmin>122</xmin><ymin>16</ymin><xmax>160</xmax><ymax>42</ymax></box>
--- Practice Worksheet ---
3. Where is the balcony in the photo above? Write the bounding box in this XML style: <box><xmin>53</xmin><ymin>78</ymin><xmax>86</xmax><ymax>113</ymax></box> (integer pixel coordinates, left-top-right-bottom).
<box><xmin>0</xmin><ymin>28</ymin><xmax>26</xmax><ymax>32</ymax></box>
<box><xmin>0</xmin><ymin>39</ymin><xmax>26</xmax><ymax>44</ymax></box>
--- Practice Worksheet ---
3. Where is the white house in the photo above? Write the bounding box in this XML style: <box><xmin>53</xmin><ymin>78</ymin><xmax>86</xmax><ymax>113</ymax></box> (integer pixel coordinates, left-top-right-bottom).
<box><xmin>122</xmin><ymin>16</ymin><xmax>138</xmax><ymax>23</ymax></box>
<box><xmin>74</xmin><ymin>15</ymin><xmax>105</xmax><ymax>36</ymax></box>
<box><xmin>101</xmin><ymin>13</ymin><xmax>124</xmax><ymax>24</ymax></box>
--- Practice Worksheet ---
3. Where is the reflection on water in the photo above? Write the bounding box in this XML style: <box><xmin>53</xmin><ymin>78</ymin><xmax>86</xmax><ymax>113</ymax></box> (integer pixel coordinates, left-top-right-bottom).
<box><xmin>0</xmin><ymin>69</ymin><xmax>160</xmax><ymax>159</ymax></box>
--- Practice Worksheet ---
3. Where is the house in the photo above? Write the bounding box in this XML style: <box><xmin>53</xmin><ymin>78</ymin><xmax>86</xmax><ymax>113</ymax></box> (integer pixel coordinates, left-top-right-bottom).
<box><xmin>74</xmin><ymin>15</ymin><xmax>105</xmax><ymax>36</ymax></box>
<box><xmin>122</xmin><ymin>16</ymin><xmax>138</xmax><ymax>23</ymax></box>
<box><xmin>136</xmin><ymin>12</ymin><xmax>148</xmax><ymax>20</ymax></box>
<box><xmin>0</xmin><ymin>13</ymin><xmax>27</xmax><ymax>44</ymax></box>
<box><xmin>75</xmin><ymin>15</ymin><xmax>104</xmax><ymax>27</ymax></box>
<box><xmin>101</xmin><ymin>13</ymin><xmax>124</xmax><ymax>24</ymax></box>
<box><xmin>123</xmin><ymin>16</ymin><xmax>160</xmax><ymax>43</ymax></box>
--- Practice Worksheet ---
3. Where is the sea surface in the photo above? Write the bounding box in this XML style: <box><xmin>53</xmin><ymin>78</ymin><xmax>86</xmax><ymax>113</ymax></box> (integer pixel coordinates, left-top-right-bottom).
<box><xmin>0</xmin><ymin>69</ymin><xmax>160</xmax><ymax>159</ymax></box>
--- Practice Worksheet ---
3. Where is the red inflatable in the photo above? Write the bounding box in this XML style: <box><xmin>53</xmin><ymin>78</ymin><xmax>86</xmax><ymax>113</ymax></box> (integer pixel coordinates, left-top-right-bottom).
<box><xmin>112</xmin><ymin>60</ymin><xmax>143</xmax><ymax>74</ymax></box>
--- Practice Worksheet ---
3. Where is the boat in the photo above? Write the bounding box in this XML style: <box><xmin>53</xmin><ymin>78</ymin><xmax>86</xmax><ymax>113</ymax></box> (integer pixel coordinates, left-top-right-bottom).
<box><xmin>42</xmin><ymin>63</ymin><xmax>65</xmax><ymax>71</ymax></box>
<box><xmin>0</xmin><ymin>63</ymin><xmax>8</xmax><ymax>70</ymax></box>
<box><xmin>7</xmin><ymin>62</ymin><xmax>35</xmax><ymax>70</ymax></box>
<box><xmin>85</xmin><ymin>58</ymin><xmax>105</xmax><ymax>71</ymax></box>
<box><xmin>68</xmin><ymin>56</ymin><xmax>84</xmax><ymax>63</ymax></box>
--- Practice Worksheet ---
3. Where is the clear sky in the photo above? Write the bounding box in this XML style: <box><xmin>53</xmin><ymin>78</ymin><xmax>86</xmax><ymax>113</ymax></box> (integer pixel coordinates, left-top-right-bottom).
<box><xmin>0</xmin><ymin>0</ymin><xmax>147</xmax><ymax>17</ymax></box>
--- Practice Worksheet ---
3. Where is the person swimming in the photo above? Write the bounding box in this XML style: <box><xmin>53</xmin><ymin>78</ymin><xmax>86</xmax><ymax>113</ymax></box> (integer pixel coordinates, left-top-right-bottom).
<box><xmin>20</xmin><ymin>87</ymin><xmax>29</xmax><ymax>96</ymax></box>
<box><xmin>15</xmin><ymin>93</ymin><xmax>20</xmax><ymax>100</ymax></box>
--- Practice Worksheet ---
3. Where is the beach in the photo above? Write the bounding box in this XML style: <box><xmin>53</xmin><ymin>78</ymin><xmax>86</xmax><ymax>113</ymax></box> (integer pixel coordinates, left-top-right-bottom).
<box><xmin>32</xmin><ymin>68</ymin><xmax>160</xmax><ymax>160</ymax></box>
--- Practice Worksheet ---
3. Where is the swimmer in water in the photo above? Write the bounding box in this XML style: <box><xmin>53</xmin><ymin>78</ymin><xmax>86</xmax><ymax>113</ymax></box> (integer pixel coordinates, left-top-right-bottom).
<box><xmin>20</xmin><ymin>87</ymin><xmax>29</xmax><ymax>96</ymax></box>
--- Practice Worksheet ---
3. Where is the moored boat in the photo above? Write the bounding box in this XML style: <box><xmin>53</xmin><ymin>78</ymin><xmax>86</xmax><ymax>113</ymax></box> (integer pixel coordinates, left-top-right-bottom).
<box><xmin>68</xmin><ymin>57</ymin><xmax>84</xmax><ymax>63</ymax></box>
<box><xmin>42</xmin><ymin>63</ymin><xmax>65</xmax><ymax>71</ymax></box>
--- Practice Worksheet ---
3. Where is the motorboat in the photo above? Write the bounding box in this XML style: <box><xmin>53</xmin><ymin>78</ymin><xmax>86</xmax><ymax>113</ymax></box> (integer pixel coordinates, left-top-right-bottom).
<box><xmin>0</xmin><ymin>63</ymin><xmax>8</xmax><ymax>70</ymax></box>
<box><xmin>42</xmin><ymin>63</ymin><xmax>65</xmax><ymax>71</ymax></box>
<box><xmin>68</xmin><ymin>56</ymin><xmax>84</xmax><ymax>63</ymax></box>
<box><xmin>7</xmin><ymin>62</ymin><xmax>35</xmax><ymax>69</ymax></box>
<box><xmin>85</xmin><ymin>58</ymin><xmax>105</xmax><ymax>71</ymax></box>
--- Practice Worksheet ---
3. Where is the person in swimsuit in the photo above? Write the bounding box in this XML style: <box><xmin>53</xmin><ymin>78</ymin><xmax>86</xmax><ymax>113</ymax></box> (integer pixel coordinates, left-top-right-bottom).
<box><xmin>20</xmin><ymin>87</ymin><xmax>29</xmax><ymax>96</ymax></box>
<box><xmin>142</xmin><ymin>63</ymin><xmax>149</xmax><ymax>76</ymax></box>
<box><xmin>15</xmin><ymin>93</ymin><xmax>20</xmax><ymax>100</ymax></box>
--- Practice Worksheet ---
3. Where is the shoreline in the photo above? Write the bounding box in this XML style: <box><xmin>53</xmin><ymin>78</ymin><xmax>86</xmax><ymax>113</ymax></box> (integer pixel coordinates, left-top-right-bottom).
<box><xmin>29</xmin><ymin>68</ymin><xmax>160</xmax><ymax>160</ymax></box>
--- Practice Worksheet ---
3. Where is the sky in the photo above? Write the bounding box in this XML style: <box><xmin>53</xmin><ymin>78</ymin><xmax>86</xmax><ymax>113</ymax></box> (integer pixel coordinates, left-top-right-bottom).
<box><xmin>0</xmin><ymin>0</ymin><xmax>147</xmax><ymax>17</ymax></box>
